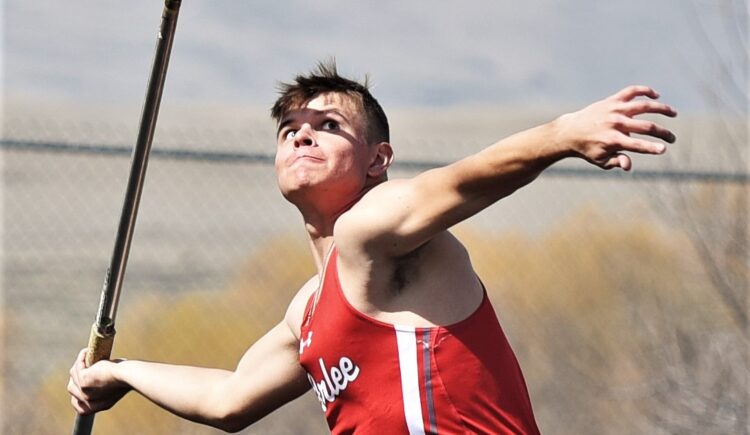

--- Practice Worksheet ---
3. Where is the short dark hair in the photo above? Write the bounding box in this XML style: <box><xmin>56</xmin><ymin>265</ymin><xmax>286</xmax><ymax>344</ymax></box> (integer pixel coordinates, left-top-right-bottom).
<box><xmin>270</xmin><ymin>60</ymin><xmax>390</xmax><ymax>144</ymax></box>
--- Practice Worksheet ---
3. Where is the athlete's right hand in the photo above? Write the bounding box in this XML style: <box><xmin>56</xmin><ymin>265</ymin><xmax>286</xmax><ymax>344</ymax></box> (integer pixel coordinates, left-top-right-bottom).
<box><xmin>68</xmin><ymin>348</ymin><xmax>131</xmax><ymax>415</ymax></box>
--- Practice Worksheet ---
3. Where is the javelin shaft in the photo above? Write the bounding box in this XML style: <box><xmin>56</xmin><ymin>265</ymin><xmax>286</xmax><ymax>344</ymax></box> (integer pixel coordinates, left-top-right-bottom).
<box><xmin>72</xmin><ymin>1</ymin><xmax>182</xmax><ymax>434</ymax></box>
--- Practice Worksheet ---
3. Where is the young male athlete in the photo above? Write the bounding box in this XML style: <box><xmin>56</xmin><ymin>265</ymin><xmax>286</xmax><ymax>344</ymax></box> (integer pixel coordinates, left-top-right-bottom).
<box><xmin>68</xmin><ymin>62</ymin><xmax>677</xmax><ymax>434</ymax></box>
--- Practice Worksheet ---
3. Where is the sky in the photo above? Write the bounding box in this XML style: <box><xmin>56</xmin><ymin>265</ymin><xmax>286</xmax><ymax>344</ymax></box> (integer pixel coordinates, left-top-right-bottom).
<box><xmin>4</xmin><ymin>0</ymin><xmax>748</xmax><ymax>114</ymax></box>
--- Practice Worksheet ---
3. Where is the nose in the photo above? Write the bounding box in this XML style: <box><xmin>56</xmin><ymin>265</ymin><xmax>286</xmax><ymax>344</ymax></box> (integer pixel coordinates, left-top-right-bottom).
<box><xmin>294</xmin><ymin>123</ymin><xmax>315</xmax><ymax>148</ymax></box>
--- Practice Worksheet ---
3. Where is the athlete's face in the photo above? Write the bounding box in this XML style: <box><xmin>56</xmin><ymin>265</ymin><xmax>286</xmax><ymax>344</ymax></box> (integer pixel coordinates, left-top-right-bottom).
<box><xmin>274</xmin><ymin>93</ymin><xmax>374</xmax><ymax>204</ymax></box>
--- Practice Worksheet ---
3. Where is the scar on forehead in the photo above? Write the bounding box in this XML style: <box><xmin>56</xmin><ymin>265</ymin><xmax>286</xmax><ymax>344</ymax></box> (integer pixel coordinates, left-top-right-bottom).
<box><xmin>280</xmin><ymin>93</ymin><xmax>362</xmax><ymax>125</ymax></box>
<box><xmin>310</xmin><ymin>92</ymin><xmax>361</xmax><ymax>111</ymax></box>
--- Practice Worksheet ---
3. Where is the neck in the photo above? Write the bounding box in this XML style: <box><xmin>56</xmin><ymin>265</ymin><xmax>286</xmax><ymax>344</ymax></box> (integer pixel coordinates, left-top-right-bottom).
<box><xmin>302</xmin><ymin>199</ymin><xmax>357</xmax><ymax>271</ymax></box>
<box><xmin>295</xmin><ymin>189</ymin><xmax>370</xmax><ymax>271</ymax></box>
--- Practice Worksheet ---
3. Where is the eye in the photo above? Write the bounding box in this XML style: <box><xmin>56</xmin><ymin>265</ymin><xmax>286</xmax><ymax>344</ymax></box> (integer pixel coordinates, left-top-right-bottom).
<box><xmin>283</xmin><ymin>130</ymin><xmax>297</xmax><ymax>140</ymax></box>
<box><xmin>322</xmin><ymin>120</ymin><xmax>339</xmax><ymax>131</ymax></box>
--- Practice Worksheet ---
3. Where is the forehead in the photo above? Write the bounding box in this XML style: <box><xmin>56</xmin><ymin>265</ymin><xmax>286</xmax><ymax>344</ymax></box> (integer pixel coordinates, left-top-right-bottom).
<box><xmin>284</xmin><ymin>92</ymin><xmax>362</xmax><ymax>120</ymax></box>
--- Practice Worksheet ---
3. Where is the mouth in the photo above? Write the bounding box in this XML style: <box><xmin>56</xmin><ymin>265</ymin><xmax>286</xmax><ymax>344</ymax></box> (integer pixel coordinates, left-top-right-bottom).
<box><xmin>292</xmin><ymin>154</ymin><xmax>324</xmax><ymax>164</ymax></box>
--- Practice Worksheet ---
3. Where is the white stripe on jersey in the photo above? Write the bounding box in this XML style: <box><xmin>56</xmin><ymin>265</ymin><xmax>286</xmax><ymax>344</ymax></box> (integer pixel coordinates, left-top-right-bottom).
<box><xmin>395</xmin><ymin>325</ymin><xmax>427</xmax><ymax>435</ymax></box>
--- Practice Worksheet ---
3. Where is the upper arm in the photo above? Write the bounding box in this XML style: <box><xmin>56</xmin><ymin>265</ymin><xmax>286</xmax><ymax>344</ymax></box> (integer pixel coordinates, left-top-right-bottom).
<box><xmin>337</xmin><ymin>129</ymin><xmax>554</xmax><ymax>258</ymax></box>
<box><xmin>336</xmin><ymin>161</ymin><xmax>499</xmax><ymax>257</ymax></box>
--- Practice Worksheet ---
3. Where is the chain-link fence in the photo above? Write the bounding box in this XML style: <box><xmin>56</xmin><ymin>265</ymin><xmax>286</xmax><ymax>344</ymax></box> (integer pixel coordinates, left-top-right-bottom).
<box><xmin>2</xmin><ymin>110</ymin><xmax>748</xmax><ymax>434</ymax></box>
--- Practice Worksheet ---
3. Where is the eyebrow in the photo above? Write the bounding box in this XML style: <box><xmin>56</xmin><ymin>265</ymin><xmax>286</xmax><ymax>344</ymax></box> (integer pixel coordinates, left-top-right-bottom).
<box><xmin>276</xmin><ymin>118</ymin><xmax>294</xmax><ymax>136</ymax></box>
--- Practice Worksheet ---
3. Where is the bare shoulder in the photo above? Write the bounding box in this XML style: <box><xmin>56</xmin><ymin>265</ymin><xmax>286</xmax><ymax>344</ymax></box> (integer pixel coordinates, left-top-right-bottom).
<box><xmin>346</xmin><ymin>179</ymin><xmax>412</xmax><ymax>219</ymax></box>
<box><xmin>283</xmin><ymin>275</ymin><xmax>319</xmax><ymax>340</ymax></box>
<box><xmin>335</xmin><ymin>179</ymin><xmax>415</xmax><ymax>255</ymax></box>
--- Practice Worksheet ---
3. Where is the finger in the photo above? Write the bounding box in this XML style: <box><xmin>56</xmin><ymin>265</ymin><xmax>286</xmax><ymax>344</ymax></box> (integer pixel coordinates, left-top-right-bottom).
<box><xmin>602</xmin><ymin>153</ymin><xmax>631</xmax><ymax>171</ymax></box>
<box><xmin>72</xmin><ymin>397</ymin><xmax>94</xmax><ymax>415</ymax></box>
<box><xmin>67</xmin><ymin>377</ymin><xmax>81</xmax><ymax>395</ymax></box>
<box><xmin>71</xmin><ymin>348</ymin><xmax>88</xmax><ymax>387</ymax></box>
<box><xmin>70</xmin><ymin>366</ymin><xmax>81</xmax><ymax>391</ymax></box>
<box><xmin>601</xmin><ymin>154</ymin><xmax>619</xmax><ymax>170</ymax></box>
<box><xmin>617</xmin><ymin>100</ymin><xmax>677</xmax><ymax>118</ymax></box>
<box><xmin>617</xmin><ymin>154</ymin><xmax>632</xmax><ymax>171</ymax></box>
<box><xmin>617</xmin><ymin>135</ymin><xmax>668</xmax><ymax>155</ymax></box>
<box><xmin>610</xmin><ymin>85</ymin><xmax>659</xmax><ymax>102</ymax></box>
<box><xmin>613</xmin><ymin>116</ymin><xmax>676</xmax><ymax>143</ymax></box>
<box><xmin>69</xmin><ymin>379</ymin><xmax>95</xmax><ymax>414</ymax></box>
<box><xmin>77</xmin><ymin>348</ymin><xmax>89</xmax><ymax>367</ymax></box>
<box><xmin>68</xmin><ymin>377</ymin><xmax>97</xmax><ymax>406</ymax></box>
<box><xmin>71</xmin><ymin>396</ymin><xmax>85</xmax><ymax>414</ymax></box>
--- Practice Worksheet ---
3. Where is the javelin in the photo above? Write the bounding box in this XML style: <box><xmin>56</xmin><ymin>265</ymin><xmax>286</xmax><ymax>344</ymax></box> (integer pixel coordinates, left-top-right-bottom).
<box><xmin>71</xmin><ymin>1</ymin><xmax>182</xmax><ymax>434</ymax></box>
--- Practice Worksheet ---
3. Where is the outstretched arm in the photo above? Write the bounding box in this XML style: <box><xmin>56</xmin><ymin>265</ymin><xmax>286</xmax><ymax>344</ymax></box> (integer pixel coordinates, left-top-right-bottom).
<box><xmin>68</xmin><ymin>321</ymin><xmax>308</xmax><ymax>432</ymax></box>
<box><xmin>337</xmin><ymin>86</ymin><xmax>677</xmax><ymax>257</ymax></box>
<box><xmin>67</xmin><ymin>279</ymin><xmax>319</xmax><ymax>433</ymax></box>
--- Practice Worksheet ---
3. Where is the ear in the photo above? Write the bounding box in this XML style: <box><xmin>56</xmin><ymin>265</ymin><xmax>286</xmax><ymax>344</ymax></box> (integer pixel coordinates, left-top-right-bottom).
<box><xmin>368</xmin><ymin>142</ymin><xmax>394</xmax><ymax>178</ymax></box>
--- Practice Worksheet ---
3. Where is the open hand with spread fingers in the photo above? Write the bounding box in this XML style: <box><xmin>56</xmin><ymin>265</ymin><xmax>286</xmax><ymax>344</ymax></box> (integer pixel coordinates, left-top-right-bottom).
<box><xmin>554</xmin><ymin>85</ymin><xmax>677</xmax><ymax>171</ymax></box>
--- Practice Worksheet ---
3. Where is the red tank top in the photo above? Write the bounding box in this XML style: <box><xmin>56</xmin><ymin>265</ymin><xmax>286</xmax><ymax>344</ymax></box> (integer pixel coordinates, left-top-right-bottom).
<box><xmin>298</xmin><ymin>248</ymin><xmax>540</xmax><ymax>434</ymax></box>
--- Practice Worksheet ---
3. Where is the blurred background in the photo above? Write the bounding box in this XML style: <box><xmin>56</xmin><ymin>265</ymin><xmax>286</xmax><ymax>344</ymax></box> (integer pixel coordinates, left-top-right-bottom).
<box><xmin>2</xmin><ymin>0</ymin><xmax>748</xmax><ymax>433</ymax></box>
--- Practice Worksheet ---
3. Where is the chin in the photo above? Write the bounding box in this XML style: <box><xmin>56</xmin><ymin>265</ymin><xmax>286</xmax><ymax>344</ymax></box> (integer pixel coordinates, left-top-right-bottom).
<box><xmin>278</xmin><ymin>179</ymin><xmax>317</xmax><ymax>203</ymax></box>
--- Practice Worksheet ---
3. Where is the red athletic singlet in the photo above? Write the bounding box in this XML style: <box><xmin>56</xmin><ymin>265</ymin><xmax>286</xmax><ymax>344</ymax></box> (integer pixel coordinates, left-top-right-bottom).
<box><xmin>298</xmin><ymin>248</ymin><xmax>540</xmax><ymax>434</ymax></box>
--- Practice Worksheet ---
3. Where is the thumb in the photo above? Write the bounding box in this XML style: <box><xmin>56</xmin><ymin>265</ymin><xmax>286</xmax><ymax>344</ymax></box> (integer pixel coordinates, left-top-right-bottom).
<box><xmin>77</xmin><ymin>348</ymin><xmax>90</xmax><ymax>369</ymax></box>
